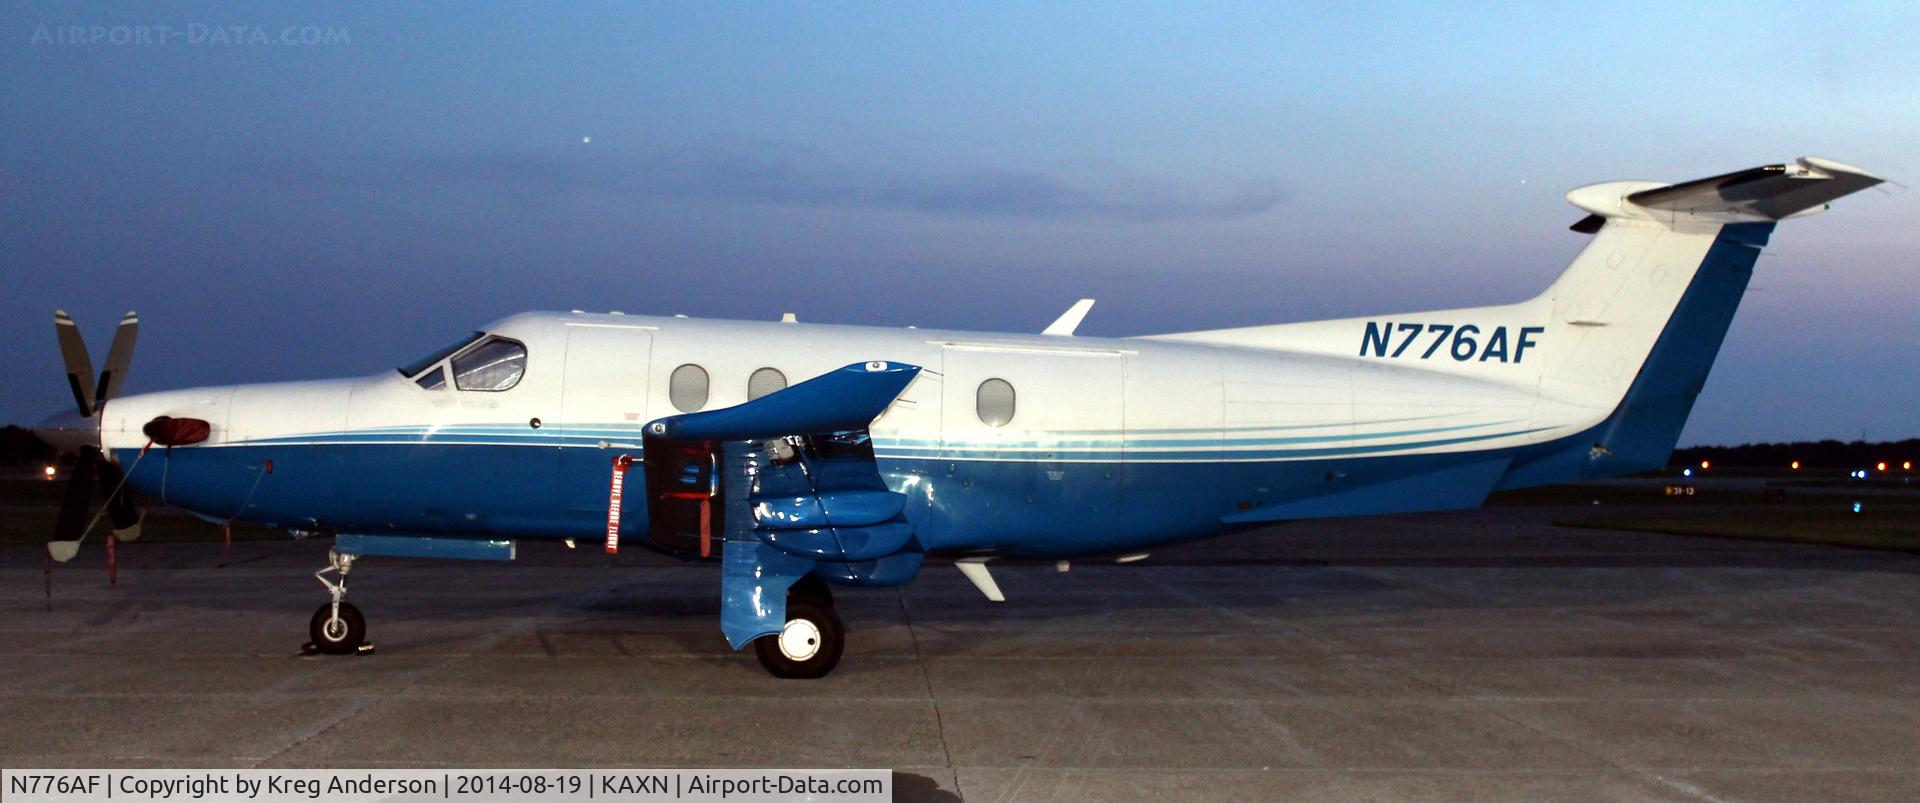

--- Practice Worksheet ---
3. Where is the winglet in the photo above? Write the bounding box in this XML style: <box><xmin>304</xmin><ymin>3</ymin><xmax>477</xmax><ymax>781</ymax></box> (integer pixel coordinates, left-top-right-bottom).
<box><xmin>1042</xmin><ymin>299</ymin><xmax>1095</xmax><ymax>336</ymax></box>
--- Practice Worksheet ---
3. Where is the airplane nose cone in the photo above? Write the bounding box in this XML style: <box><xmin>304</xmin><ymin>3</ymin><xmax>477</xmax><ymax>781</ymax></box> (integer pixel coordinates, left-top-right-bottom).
<box><xmin>33</xmin><ymin>408</ymin><xmax>99</xmax><ymax>455</ymax></box>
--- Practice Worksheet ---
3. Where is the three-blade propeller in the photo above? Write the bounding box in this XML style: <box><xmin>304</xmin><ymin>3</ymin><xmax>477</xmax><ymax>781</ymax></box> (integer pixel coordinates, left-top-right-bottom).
<box><xmin>46</xmin><ymin>310</ymin><xmax>144</xmax><ymax>563</ymax></box>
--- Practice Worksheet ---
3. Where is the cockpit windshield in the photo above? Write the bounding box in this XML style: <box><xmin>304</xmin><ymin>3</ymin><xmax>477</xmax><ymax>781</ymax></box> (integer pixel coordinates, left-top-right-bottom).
<box><xmin>397</xmin><ymin>331</ymin><xmax>484</xmax><ymax>378</ymax></box>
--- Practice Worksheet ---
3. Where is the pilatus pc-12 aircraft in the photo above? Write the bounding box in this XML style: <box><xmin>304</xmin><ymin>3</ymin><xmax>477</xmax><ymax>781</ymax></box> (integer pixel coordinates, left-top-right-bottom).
<box><xmin>36</xmin><ymin>157</ymin><xmax>1882</xmax><ymax>677</ymax></box>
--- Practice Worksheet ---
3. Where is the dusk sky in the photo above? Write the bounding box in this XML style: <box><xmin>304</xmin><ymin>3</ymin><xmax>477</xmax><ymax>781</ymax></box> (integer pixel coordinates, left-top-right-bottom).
<box><xmin>4</xmin><ymin>2</ymin><xmax>1915</xmax><ymax>445</ymax></box>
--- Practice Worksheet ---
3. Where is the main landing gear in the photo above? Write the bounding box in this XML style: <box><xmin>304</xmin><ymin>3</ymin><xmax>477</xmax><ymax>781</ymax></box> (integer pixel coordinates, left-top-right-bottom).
<box><xmin>753</xmin><ymin>575</ymin><xmax>844</xmax><ymax>679</ymax></box>
<box><xmin>306</xmin><ymin>550</ymin><xmax>370</xmax><ymax>655</ymax></box>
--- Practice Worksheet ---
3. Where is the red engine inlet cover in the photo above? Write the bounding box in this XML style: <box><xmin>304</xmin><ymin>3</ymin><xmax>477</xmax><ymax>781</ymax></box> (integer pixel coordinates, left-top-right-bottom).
<box><xmin>143</xmin><ymin>416</ymin><xmax>211</xmax><ymax>446</ymax></box>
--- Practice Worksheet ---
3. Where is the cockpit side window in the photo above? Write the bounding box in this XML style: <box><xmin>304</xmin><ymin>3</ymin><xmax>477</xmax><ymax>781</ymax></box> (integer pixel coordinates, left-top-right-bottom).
<box><xmin>451</xmin><ymin>337</ymin><xmax>527</xmax><ymax>392</ymax></box>
<box><xmin>398</xmin><ymin>331</ymin><xmax>484</xmax><ymax>378</ymax></box>
<box><xmin>415</xmin><ymin>365</ymin><xmax>448</xmax><ymax>390</ymax></box>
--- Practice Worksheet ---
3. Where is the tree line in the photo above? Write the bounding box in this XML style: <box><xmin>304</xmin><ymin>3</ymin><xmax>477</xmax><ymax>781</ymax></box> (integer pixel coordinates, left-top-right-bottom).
<box><xmin>1672</xmin><ymin>439</ymin><xmax>1919</xmax><ymax>470</ymax></box>
<box><xmin>0</xmin><ymin>425</ymin><xmax>55</xmax><ymax>465</ymax></box>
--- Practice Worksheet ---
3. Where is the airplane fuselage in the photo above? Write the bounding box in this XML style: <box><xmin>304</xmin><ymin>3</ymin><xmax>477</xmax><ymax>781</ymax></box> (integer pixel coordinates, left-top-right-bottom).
<box><xmin>97</xmin><ymin>311</ymin><xmax>1608</xmax><ymax>559</ymax></box>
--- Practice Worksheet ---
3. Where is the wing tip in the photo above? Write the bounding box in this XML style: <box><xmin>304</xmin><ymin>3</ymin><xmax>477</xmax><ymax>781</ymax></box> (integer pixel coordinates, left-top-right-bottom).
<box><xmin>1798</xmin><ymin>156</ymin><xmax>1885</xmax><ymax>183</ymax></box>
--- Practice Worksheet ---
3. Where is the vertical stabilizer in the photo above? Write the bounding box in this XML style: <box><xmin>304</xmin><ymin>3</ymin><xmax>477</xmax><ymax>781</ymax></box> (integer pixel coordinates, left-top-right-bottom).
<box><xmin>1145</xmin><ymin>157</ymin><xmax>1883</xmax><ymax>482</ymax></box>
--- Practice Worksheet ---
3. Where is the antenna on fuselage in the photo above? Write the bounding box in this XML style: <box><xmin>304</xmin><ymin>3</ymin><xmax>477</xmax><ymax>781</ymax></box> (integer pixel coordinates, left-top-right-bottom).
<box><xmin>1042</xmin><ymin>299</ymin><xmax>1095</xmax><ymax>336</ymax></box>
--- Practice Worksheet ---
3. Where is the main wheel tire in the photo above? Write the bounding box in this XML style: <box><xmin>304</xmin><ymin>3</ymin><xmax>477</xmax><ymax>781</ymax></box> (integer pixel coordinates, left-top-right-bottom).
<box><xmin>790</xmin><ymin>574</ymin><xmax>833</xmax><ymax>606</ymax></box>
<box><xmin>308</xmin><ymin>602</ymin><xmax>366</xmax><ymax>655</ymax></box>
<box><xmin>753</xmin><ymin>596</ymin><xmax>844</xmax><ymax>679</ymax></box>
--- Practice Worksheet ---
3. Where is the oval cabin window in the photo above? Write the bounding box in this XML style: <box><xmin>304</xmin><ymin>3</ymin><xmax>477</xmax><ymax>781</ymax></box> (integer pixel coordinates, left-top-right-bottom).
<box><xmin>976</xmin><ymin>378</ymin><xmax>1015</xmax><ymax>427</ymax></box>
<box><xmin>747</xmin><ymin>367</ymin><xmax>787</xmax><ymax>401</ymax></box>
<box><xmin>669</xmin><ymin>364</ymin><xmax>709</xmax><ymax>412</ymax></box>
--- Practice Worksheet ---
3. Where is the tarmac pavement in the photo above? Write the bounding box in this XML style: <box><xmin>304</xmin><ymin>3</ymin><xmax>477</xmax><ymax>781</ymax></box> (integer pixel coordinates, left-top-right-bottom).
<box><xmin>4</xmin><ymin>506</ymin><xmax>1918</xmax><ymax>802</ymax></box>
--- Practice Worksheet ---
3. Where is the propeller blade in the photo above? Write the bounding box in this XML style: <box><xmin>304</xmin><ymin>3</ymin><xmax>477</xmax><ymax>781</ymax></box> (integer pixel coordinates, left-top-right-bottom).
<box><xmin>52</xmin><ymin>451</ymin><xmax>97</xmax><ymax>543</ymax></box>
<box><xmin>112</xmin><ymin>511</ymin><xmax>144</xmax><ymax>542</ymax></box>
<box><xmin>55</xmin><ymin>310</ymin><xmax>97</xmax><ymax>416</ymax></box>
<box><xmin>96</xmin><ymin>311</ymin><xmax>138</xmax><ymax>406</ymax></box>
<box><xmin>96</xmin><ymin>458</ymin><xmax>144</xmax><ymax>541</ymax></box>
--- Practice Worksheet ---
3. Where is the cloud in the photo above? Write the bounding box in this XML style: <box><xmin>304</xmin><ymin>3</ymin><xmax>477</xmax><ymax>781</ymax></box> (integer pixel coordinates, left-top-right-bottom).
<box><xmin>291</xmin><ymin>139</ymin><xmax>1289</xmax><ymax>222</ymax></box>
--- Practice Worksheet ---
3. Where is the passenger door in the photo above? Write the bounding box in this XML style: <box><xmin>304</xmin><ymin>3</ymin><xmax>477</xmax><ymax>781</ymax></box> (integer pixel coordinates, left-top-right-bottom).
<box><xmin>558</xmin><ymin>323</ymin><xmax>654</xmax><ymax>516</ymax></box>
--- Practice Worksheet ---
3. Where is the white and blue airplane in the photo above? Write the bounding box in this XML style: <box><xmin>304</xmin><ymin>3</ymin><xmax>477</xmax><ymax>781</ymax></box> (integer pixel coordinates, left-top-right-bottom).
<box><xmin>36</xmin><ymin>157</ymin><xmax>1882</xmax><ymax>677</ymax></box>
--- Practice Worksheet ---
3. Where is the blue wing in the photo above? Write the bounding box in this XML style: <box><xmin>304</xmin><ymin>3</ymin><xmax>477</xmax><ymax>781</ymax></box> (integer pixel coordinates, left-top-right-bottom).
<box><xmin>641</xmin><ymin>361</ymin><xmax>926</xmax><ymax>650</ymax></box>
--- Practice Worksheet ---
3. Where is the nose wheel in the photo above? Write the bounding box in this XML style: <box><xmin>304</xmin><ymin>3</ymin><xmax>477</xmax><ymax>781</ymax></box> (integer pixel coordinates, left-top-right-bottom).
<box><xmin>753</xmin><ymin>582</ymin><xmax>843</xmax><ymax>679</ymax></box>
<box><xmin>305</xmin><ymin>550</ymin><xmax>371</xmax><ymax>655</ymax></box>
<box><xmin>309</xmin><ymin>601</ymin><xmax>366</xmax><ymax>653</ymax></box>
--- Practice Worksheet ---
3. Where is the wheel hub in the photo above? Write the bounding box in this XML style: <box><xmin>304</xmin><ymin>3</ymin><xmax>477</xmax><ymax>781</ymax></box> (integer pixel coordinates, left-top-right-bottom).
<box><xmin>778</xmin><ymin>618</ymin><xmax>821</xmax><ymax>661</ymax></box>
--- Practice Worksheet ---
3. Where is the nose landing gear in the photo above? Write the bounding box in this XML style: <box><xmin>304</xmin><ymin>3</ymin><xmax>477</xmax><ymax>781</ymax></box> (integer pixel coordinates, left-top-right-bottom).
<box><xmin>305</xmin><ymin>550</ymin><xmax>371</xmax><ymax>655</ymax></box>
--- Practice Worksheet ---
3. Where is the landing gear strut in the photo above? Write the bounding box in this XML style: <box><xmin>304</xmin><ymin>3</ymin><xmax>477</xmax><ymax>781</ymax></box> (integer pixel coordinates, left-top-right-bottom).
<box><xmin>307</xmin><ymin>550</ymin><xmax>368</xmax><ymax>655</ymax></box>
<box><xmin>753</xmin><ymin>578</ymin><xmax>843</xmax><ymax>679</ymax></box>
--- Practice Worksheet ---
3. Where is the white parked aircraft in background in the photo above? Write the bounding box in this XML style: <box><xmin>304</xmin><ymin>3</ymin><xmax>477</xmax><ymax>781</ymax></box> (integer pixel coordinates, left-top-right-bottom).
<box><xmin>36</xmin><ymin>157</ymin><xmax>1883</xmax><ymax>677</ymax></box>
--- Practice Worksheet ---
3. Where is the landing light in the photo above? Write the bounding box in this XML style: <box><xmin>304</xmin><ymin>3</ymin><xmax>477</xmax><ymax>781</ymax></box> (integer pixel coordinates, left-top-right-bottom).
<box><xmin>42</xmin><ymin>465</ymin><xmax>56</xmax><ymax>480</ymax></box>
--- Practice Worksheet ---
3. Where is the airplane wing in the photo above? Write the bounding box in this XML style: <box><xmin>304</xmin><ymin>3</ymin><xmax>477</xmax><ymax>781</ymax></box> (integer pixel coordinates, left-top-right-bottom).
<box><xmin>644</xmin><ymin>360</ymin><xmax>920</xmax><ymax>442</ymax></box>
<box><xmin>640</xmin><ymin>361</ymin><xmax>926</xmax><ymax>650</ymax></box>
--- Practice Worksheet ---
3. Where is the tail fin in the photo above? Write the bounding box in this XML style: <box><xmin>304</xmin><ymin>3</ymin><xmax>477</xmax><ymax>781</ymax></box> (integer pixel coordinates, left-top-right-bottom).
<box><xmin>1148</xmin><ymin>157</ymin><xmax>1883</xmax><ymax>475</ymax></box>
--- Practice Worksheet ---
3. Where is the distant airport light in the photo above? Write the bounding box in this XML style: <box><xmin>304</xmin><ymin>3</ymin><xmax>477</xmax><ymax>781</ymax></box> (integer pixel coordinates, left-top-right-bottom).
<box><xmin>1700</xmin><ymin>460</ymin><xmax>1711</xmax><ymax>470</ymax></box>
<box><xmin>1905</xmin><ymin>461</ymin><xmax>1913</xmax><ymax>471</ymax></box>
<box><xmin>1878</xmin><ymin>462</ymin><xmax>1889</xmax><ymax>472</ymax></box>
<box><xmin>1682</xmin><ymin>468</ymin><xmax>1692</xmax><ymax>477</ymax></box>
<box><xmin>43</xmin><ymin>465</ymin><xmax>56</xmax><ymax>480</ymax></box>
<box><xmin>1790</xmin><ymin>460</ymin><xmax>1801</xmax><ymax>470</ymax></box>
<box><xmin>1852</xmin><ymin>502</ymin><xmax>1864</xmax><ymax>513</ymax></box>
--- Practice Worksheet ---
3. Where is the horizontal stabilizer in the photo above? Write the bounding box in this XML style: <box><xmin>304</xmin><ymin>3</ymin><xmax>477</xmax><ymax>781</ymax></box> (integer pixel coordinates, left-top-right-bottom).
<box><xmin>1568</xmin><ymin>156</ymin><xmax>1884</xmax><ymax>226</ymax></box>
